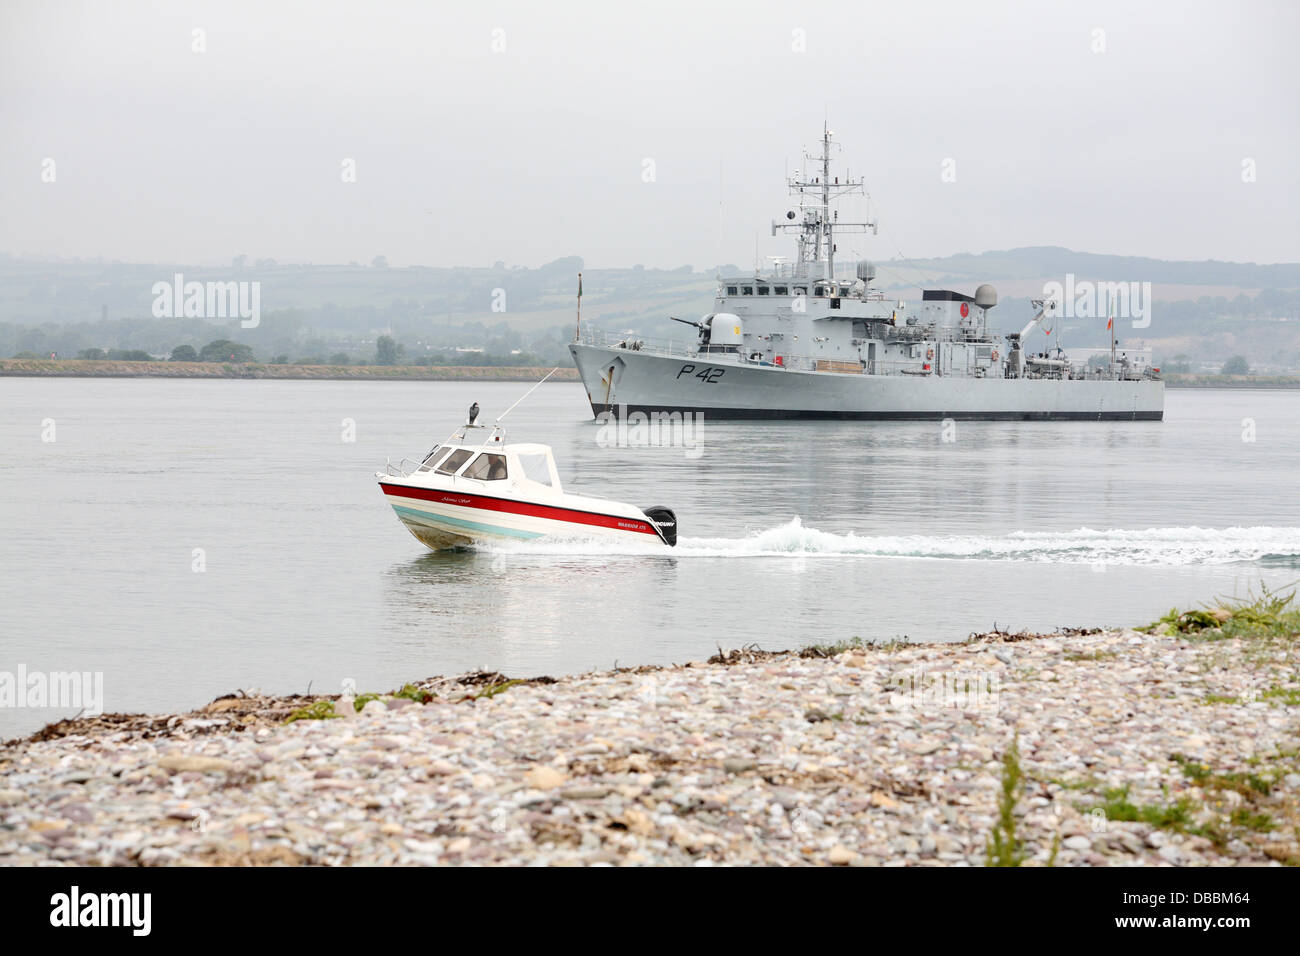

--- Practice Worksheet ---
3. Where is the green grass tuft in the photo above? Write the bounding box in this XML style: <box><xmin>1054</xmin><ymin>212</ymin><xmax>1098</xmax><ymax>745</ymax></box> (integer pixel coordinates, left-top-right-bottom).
<box><xmin>1172</xmin><ymin>754</ymin><xmax>1273</xmax><ymax>796</ymax></box>
<box><xmin>1146</xmin><ymin>582</ymin><xmax>1300</xmax><ymax>640</ymax></box>
<box><xmin>1260</xmin><ymin>685</ymin><xmax>1300</xmax><ymax>706</ymax></box>
<box><xmin>392</xmin><ymin>683</ymin><xmax>436</xmax><ymax>704</ymax></box>
<box><xmin>284</xmin><ymin>700</ymin><xmax>342</xmax><ymax>723</ymax></box>
<box><xmin>801</xmin><ymin>636</ymin><xmax>867</xmax><ymax>657</ymax></box>
<box><xmin>985</xmin><ymin>735</ymin><xmax>1028</xmax><ymax>867</ymax></box>
<box><xmin>473</xmin><ymin>679</ymin><xmax>523</xmax><ymax>700</ymax></box>
<box><xmin>1088</xmin><ymin>785</ymin><xmax>1196</xmax><ymax>830</ymax></box>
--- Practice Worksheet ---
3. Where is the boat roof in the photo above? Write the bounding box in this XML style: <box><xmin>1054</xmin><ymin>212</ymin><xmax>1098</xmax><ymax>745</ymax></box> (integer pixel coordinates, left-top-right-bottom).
<box><xmin>502</xmin><ymin>442</ymin><xmax>552</xmax><ymax>455</ymax></box>
<box><xmin>441</xmin><ymin>433</ymin><xmax>552</xmax><ymax>457</ymax></box>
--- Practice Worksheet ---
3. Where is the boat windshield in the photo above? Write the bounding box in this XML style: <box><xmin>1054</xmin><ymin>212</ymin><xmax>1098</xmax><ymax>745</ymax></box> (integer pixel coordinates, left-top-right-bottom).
<box><xmin>435</xmin><ymin>449</ymin><xmax>473</xmax><ymax>476</ymax></box>
<box><xmin>415</xmin><ymin>446</ymin><xmax>445</xmax><ymax>472</ymax></box>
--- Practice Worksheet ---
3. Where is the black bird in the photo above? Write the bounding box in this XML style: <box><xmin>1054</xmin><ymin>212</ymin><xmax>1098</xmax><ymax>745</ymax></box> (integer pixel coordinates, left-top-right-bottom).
<box><xmin>468</xmin><ymin>402</ymin><xmax>480</xmax><ymax>425</ymax></box>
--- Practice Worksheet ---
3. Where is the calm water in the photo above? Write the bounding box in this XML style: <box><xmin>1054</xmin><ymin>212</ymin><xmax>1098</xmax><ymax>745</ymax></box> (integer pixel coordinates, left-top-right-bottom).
<box><xmin>3</xmin><ymin>379</ymin><xmax>1299</xmax><ymax>737</ymax></box>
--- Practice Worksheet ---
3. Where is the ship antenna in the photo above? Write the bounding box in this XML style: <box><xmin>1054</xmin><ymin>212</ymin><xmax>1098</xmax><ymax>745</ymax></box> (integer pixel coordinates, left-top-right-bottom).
<box><xmin>823</xmin><ymin>121</ymin><xmax>833</xmax><ymax>281</ymax></box>
<box><xmin>496</xmin><ymin>367</ymin><xmax>560</xmax><ymax>425</ymax></box>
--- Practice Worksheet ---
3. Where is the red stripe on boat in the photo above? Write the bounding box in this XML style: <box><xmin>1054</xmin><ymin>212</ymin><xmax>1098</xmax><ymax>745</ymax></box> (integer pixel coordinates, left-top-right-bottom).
<box><xmin>379</xmin><ymin>483</ymin><xmax>659</xmax><ymax>536</ymax></box>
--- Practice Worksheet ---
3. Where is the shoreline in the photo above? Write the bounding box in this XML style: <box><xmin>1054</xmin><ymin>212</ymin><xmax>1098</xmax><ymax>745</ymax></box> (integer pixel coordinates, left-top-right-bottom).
<box><xmin>1164</xmin><ymin>374</ymin><xmax>1300</xmax><ymax>389</ymax></box>
<box><xmin>3</xmin><ymin>626</ymin><xmax>1296</xmax><ymax>866</ymax></box>
<box><xmin>4</xmin><ymin>360</ymin><xmax>1299</xmax><ymax>388</ymax></box>
<box><xmin>0</xmin><ymin>358</ymin><xmax>579</xmax><ymax>382</ymax></box>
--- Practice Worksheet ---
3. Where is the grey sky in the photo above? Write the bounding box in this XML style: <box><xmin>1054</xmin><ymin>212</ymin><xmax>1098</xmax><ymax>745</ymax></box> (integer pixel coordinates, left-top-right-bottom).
<box><xmin>2</xmin><ymin>0</ymin><xmax>1296</xmax><ymax>269</ymax></box>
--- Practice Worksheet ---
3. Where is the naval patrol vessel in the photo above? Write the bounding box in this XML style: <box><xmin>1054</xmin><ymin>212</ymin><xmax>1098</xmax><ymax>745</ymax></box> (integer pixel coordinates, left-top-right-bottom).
<box><xmin>569</xmin><ymin>126</ymin><xmax>1164</xmax><ymax>421</ymax></box>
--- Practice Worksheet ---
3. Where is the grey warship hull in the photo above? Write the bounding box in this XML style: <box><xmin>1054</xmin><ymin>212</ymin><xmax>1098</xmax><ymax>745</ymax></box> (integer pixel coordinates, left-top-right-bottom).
<box><xmin>570</xmin><ymin>342</ymin><xmax>1164</xmax><ymax>421</ymax></box>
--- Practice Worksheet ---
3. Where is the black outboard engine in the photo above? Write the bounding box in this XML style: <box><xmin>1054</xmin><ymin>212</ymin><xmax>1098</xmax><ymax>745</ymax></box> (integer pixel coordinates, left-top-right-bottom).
<box><xmin>642</xmin><ymin>506</ymin><xmax>678</xmax><ymax>547</ymax></box>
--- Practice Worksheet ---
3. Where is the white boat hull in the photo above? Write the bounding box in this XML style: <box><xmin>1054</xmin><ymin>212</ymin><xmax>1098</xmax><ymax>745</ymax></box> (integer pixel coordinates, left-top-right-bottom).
<box><xmin>379</xmin><ymin>480</ymin><xmax>666</xmax><ymax>550</ymax></box>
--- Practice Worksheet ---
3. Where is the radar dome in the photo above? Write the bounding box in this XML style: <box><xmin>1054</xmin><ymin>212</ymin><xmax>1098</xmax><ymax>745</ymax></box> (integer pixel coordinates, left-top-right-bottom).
<box><xmin>974</xmin><ymin>284</ymin><xmax>998</xmax><ymax>309</ymax></box>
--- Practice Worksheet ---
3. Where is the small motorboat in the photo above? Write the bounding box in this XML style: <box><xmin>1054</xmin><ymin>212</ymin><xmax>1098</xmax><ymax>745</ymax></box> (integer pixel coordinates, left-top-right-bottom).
<box><xmin>377</xmin><ymin>401</ymin><xmax>677</xmax><ymax>550</ymax></box>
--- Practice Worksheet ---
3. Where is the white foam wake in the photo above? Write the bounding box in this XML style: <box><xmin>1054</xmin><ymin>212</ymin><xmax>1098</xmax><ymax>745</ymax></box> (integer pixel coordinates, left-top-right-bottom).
<box><xmin>472</xmin><ymin>517</ymin><xmax>1300</xmax><ymax>567</ymax></box>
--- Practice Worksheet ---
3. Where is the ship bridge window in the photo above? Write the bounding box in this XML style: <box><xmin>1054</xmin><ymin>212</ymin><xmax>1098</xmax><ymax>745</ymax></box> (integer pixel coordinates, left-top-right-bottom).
<box><xmin>757</xmin><ymin>286</ymin><xmax>770</xmax><ymax>295</ymax></box>
<box><xmin>793</xmin><ymin>286</ymin><xmax>807</xmax><ymax>297</ymax></box>
<box><xmin>463</xmin><ymin>453</ymin><xmax>507</xmax><ymax>481</ymax></box>
<box><xmin>726</xmin><ymin>286</ymin><xmax>738</xmax><ymax>295</ymax></box>
<box><xmin>741</xmin><ymin>286</ymin><xmax>754</xmax><ymax>295</ymax></box>
<box><xmin>814</xmin><ymin>285</ymin><xmax>828</xmax><ymax>297</ymax></box>
<box><xmin>775</xmin><ymin>286</ymin><xmax>788</xmax><ymax>295</ymax></box>
<box><xmin>435</xmin><ymin>448</ymin><xmax>473</xmax><ymax>476</ymax></box>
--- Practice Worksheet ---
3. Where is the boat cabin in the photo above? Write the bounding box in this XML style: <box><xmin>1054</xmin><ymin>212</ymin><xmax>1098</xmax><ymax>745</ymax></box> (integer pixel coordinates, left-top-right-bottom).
<box><xmin>412</xmin><ymin>439</ymin><xmax>563</xmax><ymax>496</ymax></box>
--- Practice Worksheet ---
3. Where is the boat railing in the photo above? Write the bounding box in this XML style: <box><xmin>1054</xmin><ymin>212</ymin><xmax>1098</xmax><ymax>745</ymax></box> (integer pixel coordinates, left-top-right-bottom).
<box><xmin>384</xmin><ymin>457</ymin><xmax>426</xmax><ymax>478</ymax></box>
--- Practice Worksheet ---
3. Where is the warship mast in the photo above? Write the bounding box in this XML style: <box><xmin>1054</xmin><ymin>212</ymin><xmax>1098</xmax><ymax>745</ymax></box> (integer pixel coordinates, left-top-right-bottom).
<box><xmin>773</xmin><ymin>124</ymin><xmax>877</xmax><ymax>280</ymax></box>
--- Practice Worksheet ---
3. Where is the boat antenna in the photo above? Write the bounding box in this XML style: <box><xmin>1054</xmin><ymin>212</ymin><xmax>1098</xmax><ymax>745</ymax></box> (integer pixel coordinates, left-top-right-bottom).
<box><xmin>496</xmin><ymin>368</ymin><xmax>560</xmax><ymax>424</ymax></box>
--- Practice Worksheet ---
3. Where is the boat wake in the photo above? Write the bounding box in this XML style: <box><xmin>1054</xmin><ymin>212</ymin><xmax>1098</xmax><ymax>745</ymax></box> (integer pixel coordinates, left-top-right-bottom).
<box><xmin>472</xmin><ymin>517</ymin><xmax>1300</xmax><ymax>567</ymax></box>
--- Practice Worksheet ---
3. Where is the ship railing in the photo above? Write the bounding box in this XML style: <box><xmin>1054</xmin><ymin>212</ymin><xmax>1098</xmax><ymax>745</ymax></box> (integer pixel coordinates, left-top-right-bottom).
<box><xmin>576</xmin><ymin>329</ymin><xmax>995</xmax><ymax>376</ymax></box>
<box><xmin>576</xmin><ymin>327</ymin><xmax>699</xmax><ymax>357</ymax></box>
<box><xmin>582</xmin><ymin>329</ymin><xmax>1135</xmax><ymax>378</ymax></box>
<box><xmin>1062</xmin><ymin>362</ymin><xmax>1157</xmax><ymax>381</ymax></box>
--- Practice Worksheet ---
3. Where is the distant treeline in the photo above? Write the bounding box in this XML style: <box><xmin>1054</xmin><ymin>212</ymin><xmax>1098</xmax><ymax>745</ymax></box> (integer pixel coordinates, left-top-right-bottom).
<box><xmin>9</xmin><ymin>335</ymin><xmax>569</xmax><ymax>369</ymax></box>
<box><xmin>2</xmin><ymin>320</ymin><xmax>579</xmax><ymax>367</ymax></box>
<box><xmin>0</xmin><ymin>357</ymin><xmax>581</xmax><ymax>381</ymax></box>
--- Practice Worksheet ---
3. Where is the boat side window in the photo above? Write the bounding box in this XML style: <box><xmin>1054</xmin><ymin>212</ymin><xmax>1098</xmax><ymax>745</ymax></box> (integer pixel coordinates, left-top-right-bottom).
<box><xmin>793</xmin><ymin>286</ymin><xmax>807</xmax><ymax>297</ymax></box>
<box><xmin>774</xmin><ymin>286</ymin><xmax>788</xmax><ymax>296</ymax></box>
<box><xmin>757</xmin><ymin>286</ymin><xmax>769</xmax><ymax>295</ymax></box>
<box><xmin>416</xmin><ymin>445</ymin><xmax>446</xmax><ymax>472</ymax></box>
<box><xmin>434</xmin><ymin>449</ymin><xmax>473</xmax><ymax>476</ymax></box>
<box><xmin>741</xmin><ymin>286</ymin><xmax>753</xmax><ymax>295</ymax></box>
<box><xmin>463</xmin><ymin>453</ymin><xmax>508</xmax><ymax>481</ymax></box>
<box><xmin>726</xmin><ymin>286</ymin><xmax>738</xmax><ymax>295</ymax></box>
<box><xmin>518</xmin><ymin>453</ymin><xmax>552</xmax><ymax>487</ymax></box>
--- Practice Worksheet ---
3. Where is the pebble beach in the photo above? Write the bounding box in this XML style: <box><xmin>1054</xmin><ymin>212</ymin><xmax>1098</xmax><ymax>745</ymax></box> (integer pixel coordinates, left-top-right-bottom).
<box><xmin>2</xmin><ymin>626</ymin><xmax>1297</xmax><ymax>867</ymax></box>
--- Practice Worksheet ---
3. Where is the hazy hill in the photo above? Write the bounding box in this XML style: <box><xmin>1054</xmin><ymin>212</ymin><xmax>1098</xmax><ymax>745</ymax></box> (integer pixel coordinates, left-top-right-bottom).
<box><xmin>2</xmin><ymin>248</ymin><xmax>1298</xmax><ymax>371</ymax></box>
<box><xmin>876</xmin><ymin>246</ymin><xmax>1300</xmax><ymax>290</ymax></box>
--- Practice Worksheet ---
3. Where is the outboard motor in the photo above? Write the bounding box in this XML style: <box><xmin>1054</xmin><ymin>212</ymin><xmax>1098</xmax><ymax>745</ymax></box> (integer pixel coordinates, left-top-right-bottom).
<box><xmin>642</xmin><ymin>506</ymin><xmax>678</xmax><ymax>547</ymax></box>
